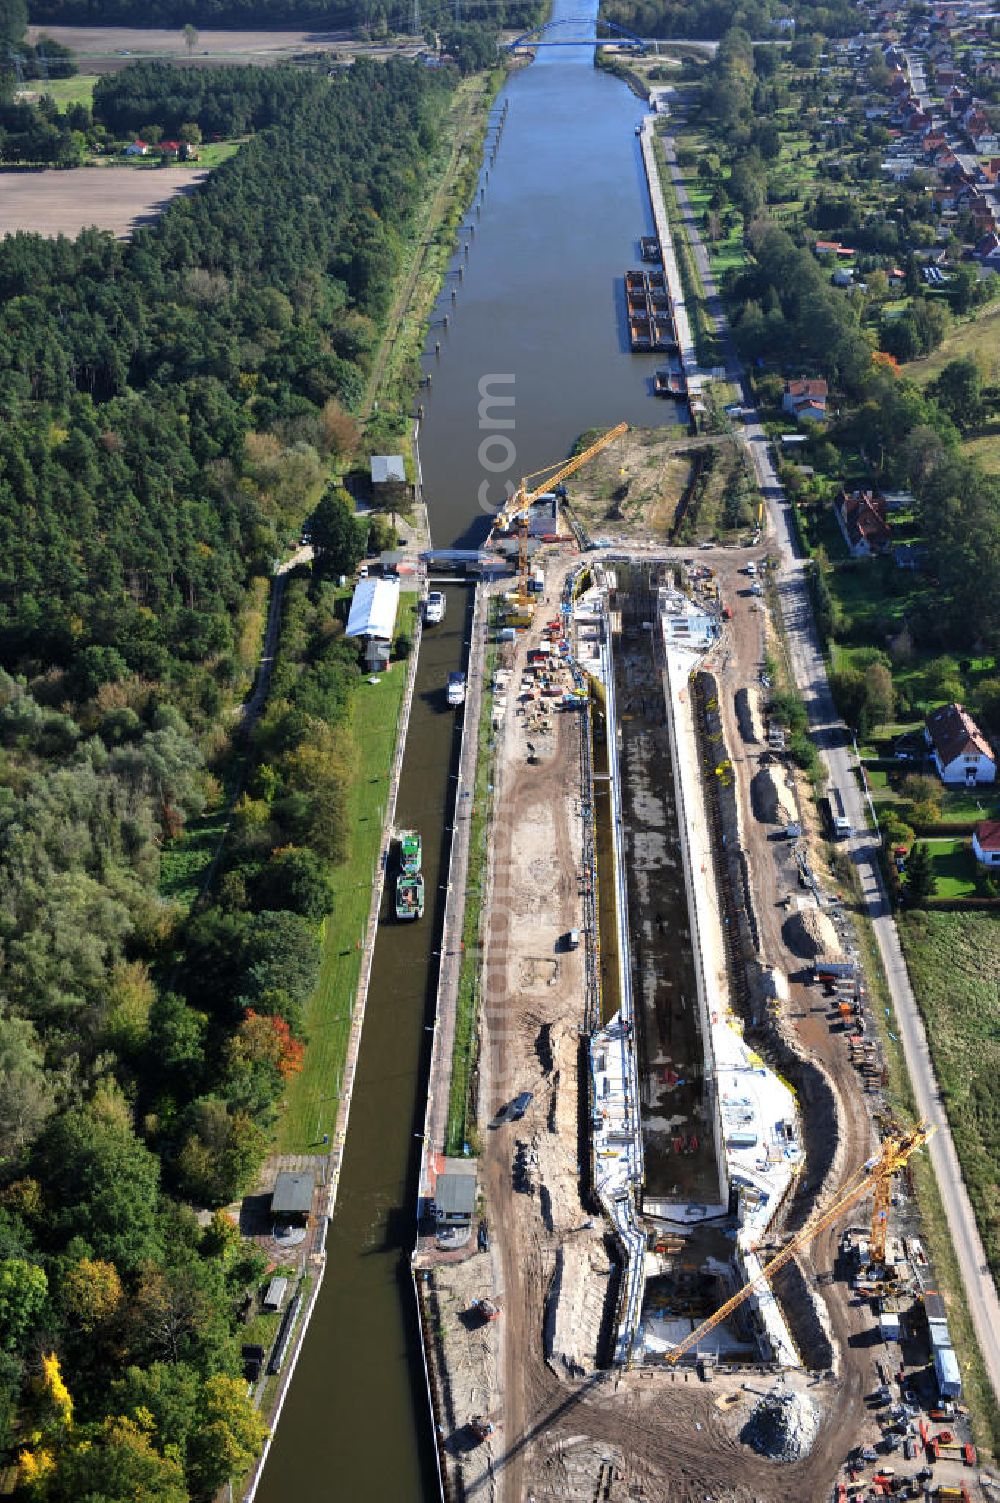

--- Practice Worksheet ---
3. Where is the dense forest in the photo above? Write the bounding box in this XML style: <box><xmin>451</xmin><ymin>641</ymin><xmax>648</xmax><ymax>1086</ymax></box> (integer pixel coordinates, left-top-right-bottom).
<box><xmin>0</xmin><ymin>55</ymin><xmax>453</xmax><ymax>1498</ymax></box>
<box><xmin>92</xmin><ymin>60</ymin><xmax>321</xmax><ymax>135</ymax></box>
<box><xmin>602</xmin><ymin>0</ymin><xmax>858</xmax><ymax>42</ymax></box>
<box><xmin>26</xmin><ymin>0</ymin><xmax>543</xmax><ymax>36</ymax></box>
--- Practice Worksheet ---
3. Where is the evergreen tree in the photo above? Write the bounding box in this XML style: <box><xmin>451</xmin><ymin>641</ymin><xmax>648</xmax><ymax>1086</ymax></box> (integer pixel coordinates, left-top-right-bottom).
<box><xmin>904</xmin><ymin>843</ymin><xmax>936</xmax><ymax>905</ymax></box>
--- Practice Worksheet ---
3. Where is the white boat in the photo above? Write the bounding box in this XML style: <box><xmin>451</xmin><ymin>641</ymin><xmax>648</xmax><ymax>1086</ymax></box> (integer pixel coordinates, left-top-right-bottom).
<box><xmin>447</xmin><ymin>672</ymin><xmax>466</xmax><ymax>707</ymax></box>
<box><xmin>425</xmin><ymin>591</ymin><xmax>445</xmax><ymax>625</ymax></box>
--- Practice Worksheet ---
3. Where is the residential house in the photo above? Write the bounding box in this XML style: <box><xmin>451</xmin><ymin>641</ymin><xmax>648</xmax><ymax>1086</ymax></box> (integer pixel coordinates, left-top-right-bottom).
<box><xmin>972</xmin><ymin>819</ymin><xmax>1000</xmax><ymax>865</ymax></box>
<box><xmin>833</xmin><ymin>488</ymin><xmax>892</xmax><ymax>556</ymax></box>
<box><xmin>967</xmin><ymin>190</ymin><xmax>997</xmax><ymax>235</ymax></box>
<box><xmin>782</xmin><ymin>378</ymin><xmax>829</xmax><ymax>422</ymax></box>
<box><xmin>924</xmin><ymin>702</ymin><xmax>996</xmax><ymax>784</ymax></box>
<box><xmin>973</xmin><ymin>230</ymin><xmax>1000</xmax><ymax>268</ymax></box>
<box><xmin>124</xmin><ymin>140</ymin><xmax>149</xmax><ymax>157</ymax></box>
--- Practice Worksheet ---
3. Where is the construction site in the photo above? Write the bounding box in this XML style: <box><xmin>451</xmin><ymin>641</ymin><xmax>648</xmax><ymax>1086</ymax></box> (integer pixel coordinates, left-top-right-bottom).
<box><xmin>410</xmin><ymin>428</ymin><xmax>995</xmax><ymax>1503</ymax></box>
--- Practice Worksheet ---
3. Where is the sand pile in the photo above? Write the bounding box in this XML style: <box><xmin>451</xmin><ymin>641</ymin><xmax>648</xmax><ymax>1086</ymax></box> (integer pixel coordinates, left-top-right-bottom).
<box><xmin>783</xmin><ymin>903</ymin><xmax>840</xmax><ymax>959</ymax></box>
<box><xmin>741</xmin><ymin>1389</ymin><xmax>820</xmax><ymax>1460</ymax></box>
<box><xmin>545</xmin><ymin>1241</ymin><xmax>613</xmax><ymax>1378</ymax></box>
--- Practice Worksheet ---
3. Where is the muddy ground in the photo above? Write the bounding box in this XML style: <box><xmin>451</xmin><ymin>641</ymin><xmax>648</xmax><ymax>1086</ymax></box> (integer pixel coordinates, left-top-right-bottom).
<box><xmin>563</xmin><ymin>424</ymin><xmax>744</xmax><ymax>545</ymax></box>
<box><xmin>426</xmin><ymin>540</ymin><xmax>987</xmax><ymax>1501</ymax></box>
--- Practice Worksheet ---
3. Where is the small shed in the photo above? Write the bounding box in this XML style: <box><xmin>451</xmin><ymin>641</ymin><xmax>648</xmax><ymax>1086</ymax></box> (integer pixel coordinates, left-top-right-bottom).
<box><xmin>434</xmin><ymin>1162</ymin><xmax>477</xmax><ymax>1229</ymax></box>
<box><xmin>380</xmin><ymin>550</ymin><xmax>420</xmax><ymax>578</ymax></box>
<box><xmin>370</xmin><ymin>455</ymin><xmax>406</xmax><ymax>485</ymax></box>
<box><xmin>262</xmin><ymin>1276</ymin><xmax>289</xmax><ymax>1312</ymax></box>
<box><xmin>879</xmin><ymin>1306</ymin><xmax>901</xmax><ymax>1342</ymax></box>
<box><xmin>346</xmin><ymin>577</ymin><xmax>400</xmax><ymax>671</ymax></box>
<box><xmin>271</xmin><ymin>1170</ymin><xmax>315</xmax><ymax>1223</ymax></box>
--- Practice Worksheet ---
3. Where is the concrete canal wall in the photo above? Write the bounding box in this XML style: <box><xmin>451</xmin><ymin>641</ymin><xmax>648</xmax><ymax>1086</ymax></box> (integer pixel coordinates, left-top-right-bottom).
<box><xmin>639</xmin><ymin>116</ymin><xmax>696</xmax><ymax>374</ymax></box>
<box><xmin>243</xmin><ymin>606</ymin><xmax>425</xmax><ymax>1503</ymax></box>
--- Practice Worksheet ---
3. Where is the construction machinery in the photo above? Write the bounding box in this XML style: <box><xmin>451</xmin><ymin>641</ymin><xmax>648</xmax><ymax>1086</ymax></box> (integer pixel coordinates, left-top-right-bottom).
<box><xmin>664</xmin><ymin>1121</ymin><xmax>934</xmax><ymax>1366</ymax></box>
<box><xmin>494</xmin><ymin>422</ymin><xmax>628</xmax><ymax>603</ymax></box>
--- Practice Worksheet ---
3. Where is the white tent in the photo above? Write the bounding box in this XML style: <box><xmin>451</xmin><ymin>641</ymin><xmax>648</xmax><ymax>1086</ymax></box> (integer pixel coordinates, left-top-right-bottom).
<box><xmin>346</xmin><ymin>578</ymin><xmax>400</xmax><ymax>658</ymax></box>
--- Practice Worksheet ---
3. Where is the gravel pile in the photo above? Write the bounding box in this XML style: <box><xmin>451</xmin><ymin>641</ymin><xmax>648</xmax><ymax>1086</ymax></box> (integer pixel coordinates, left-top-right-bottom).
<box><xmin>740</xmin><ymin>1390</ymin><xmax>820</xmax><ymax>1461</ymax></box>
<box><xmin>751</xmin><ymin>765</ymin><xmax>796</xmax><ymax>825</ymax></box>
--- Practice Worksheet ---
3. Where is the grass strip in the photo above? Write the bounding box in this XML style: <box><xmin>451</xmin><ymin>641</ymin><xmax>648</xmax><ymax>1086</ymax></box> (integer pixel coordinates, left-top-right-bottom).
<box><xmin>360</xmin><ymin>71</ymin><xmax>501</xmax><ymax>433</ymax></box>
<box><xmin>651</xmin><ymin>136</ymin><xmax>722</xmax><ymax>369</ymax></box>
<box><xmin>832</xmin><ymin>861</ymin><xmax>1000</xmax><ymax>1454</ymax></box>
<box><xmin>278</xmin><ymin>597</ymin><xmax>418</xmax><ymax>1154</ymax></box>
<box><xmin>443</xmin><ymin>601</ymin><xmax>499</xmax><ymax>1157</ymax></box>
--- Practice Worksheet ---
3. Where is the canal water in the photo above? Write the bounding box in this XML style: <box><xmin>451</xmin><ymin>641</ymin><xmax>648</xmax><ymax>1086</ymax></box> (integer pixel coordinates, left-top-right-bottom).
<box><xmin>256</xmin><ymin>7</ymin><xmax>679</xmax><ymax>1499</ymax></box>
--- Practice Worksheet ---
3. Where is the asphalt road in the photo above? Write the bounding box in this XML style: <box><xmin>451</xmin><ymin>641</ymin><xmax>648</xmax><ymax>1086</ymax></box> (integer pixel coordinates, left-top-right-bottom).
<box><xmin>660</xmin><ymin>102</ymin><xmax>1000</xmax><ymax>1405</ymax></box>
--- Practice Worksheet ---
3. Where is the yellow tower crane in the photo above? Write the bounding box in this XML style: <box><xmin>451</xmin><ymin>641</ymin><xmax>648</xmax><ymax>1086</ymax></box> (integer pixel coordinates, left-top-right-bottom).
<box><xmin>494</xmin><ymin>422</ymin><xmax>628</xmax><ymax>602</ymax></box>
<box><xmin>664</xmin><ymin>1121</ymin><xmax>934</xmax><ymax>1366</ymax></box>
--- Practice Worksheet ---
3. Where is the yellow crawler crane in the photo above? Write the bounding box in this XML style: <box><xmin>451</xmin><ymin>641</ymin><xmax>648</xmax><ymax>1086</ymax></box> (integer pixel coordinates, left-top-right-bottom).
<box><xmin>664</xmin><ymin>1121</ymin><xmax>934</xmax><ymax>1366</ymax></box>
<box><xmin>495</xmin><ymin>422</ymin><xmax>629</xmax><ymax>602</ymax></box>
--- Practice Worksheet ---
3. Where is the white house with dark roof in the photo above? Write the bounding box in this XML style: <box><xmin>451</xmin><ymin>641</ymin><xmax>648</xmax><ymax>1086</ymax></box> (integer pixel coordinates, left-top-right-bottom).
<box><xmin>972</xmin><ymin>819</ymin><xmax>1000</xmax><ymax>865</ymax></box>
<box><xmin>924</xmin><ymin>702</ymin><xmax>996</xmax><ymax>784</ymax></box>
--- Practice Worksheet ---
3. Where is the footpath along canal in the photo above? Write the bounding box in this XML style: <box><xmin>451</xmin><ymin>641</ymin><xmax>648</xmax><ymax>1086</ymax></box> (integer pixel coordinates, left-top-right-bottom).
<box><xmin>255</xmin><ymin>3</ymin><xmax>680</xmax><ymax>1497</ymax></box>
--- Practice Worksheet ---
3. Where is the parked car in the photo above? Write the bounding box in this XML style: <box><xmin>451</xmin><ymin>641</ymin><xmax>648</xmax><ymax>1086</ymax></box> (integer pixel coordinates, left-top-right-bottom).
<box><xmin>495</xmin><ymin>1091</ymin><xmax>533</xmax><ymax>1125</ymax></box>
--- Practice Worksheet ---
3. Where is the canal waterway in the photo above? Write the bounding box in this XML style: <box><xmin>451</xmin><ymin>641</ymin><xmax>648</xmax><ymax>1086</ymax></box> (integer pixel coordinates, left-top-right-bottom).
<box><xmin>256</xmin><ymin>8</ymin><xmax>678</xmax><ymax>1499</ymax></box>
<box><xmin>421</xmin><ymin>2</ymin><xmax>681</xmax><ymax>549</ymax></box>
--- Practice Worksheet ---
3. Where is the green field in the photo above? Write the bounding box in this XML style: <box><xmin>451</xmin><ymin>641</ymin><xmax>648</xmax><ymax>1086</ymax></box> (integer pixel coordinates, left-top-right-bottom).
<box><xmin>159</xmin><ymin>787</ymin><xmax>243</xmax><ymax>911</ymax></box>
<box><xmin>277</xmin><ymin>597</ymin><xmax>417</xmax><ymax>1154</ymax></box>
<box><xmin>903</xmin><ymin>298</ymin><xmax>1000</xmax><ymax>476</ymax></box>
<box><xmin>904</xmin><ymin>297</ymin><xmax>1000</xmax><ymax>386</ymax></box>
<box><xmin>963</xmin><ymin>427</ymin><xmax>1000</xmax><ymax>477</ymax></box>
<box><xmin>898</xmin><ymin>911</ymin><xmax>1000</xmax><ymax>1279</ymax></box>
<box><xmin>37</xmin><ymin>73</ymin><xmax>98</xmax><ymax>108</ymax></box>
<box><xmin>922</xmin><ymin>837</ymin><xmax>979</xmax><ymax>898</ymax></box>
<box><xmin>188</xmin><ymin>141</ymin><xmax>241</xmax><ymax>169</ymax></box>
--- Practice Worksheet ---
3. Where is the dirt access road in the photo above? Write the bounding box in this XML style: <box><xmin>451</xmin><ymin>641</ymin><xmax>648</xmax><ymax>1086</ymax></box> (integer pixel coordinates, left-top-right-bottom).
<box><xmin>656</xmin><ymin>93</ymin><xmax>1000</xmax><ymax>1406</ymax></box>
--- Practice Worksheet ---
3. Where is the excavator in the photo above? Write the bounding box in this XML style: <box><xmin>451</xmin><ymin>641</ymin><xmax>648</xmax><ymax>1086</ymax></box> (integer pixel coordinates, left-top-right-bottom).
<box><xmin>663</xmin><ymin>1120</ymin><xmax>934</xmax><ymax>1366</ymax></box>
<box><xmin>493</xmin><ymin>422</ymin><xmax>628</xmax><ymax>604</ymax></box>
